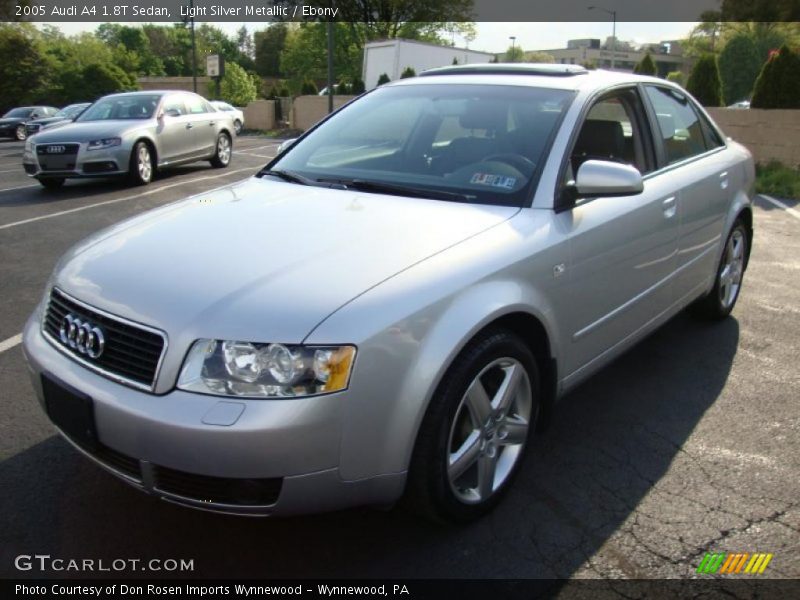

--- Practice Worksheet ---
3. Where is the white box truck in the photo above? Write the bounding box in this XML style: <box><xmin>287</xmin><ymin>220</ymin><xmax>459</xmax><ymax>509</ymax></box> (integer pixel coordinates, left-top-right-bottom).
<box><xmin>362</xmin><ymin>39</ymin><xmax>496</xmax><ymax>90</ymax></box>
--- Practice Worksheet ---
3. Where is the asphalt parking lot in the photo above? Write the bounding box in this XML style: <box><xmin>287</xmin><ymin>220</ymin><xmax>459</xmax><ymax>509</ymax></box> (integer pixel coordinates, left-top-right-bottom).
<box><xmin>0</xmin><ymin>135</ymin><xmax>798</xmax><ymax>580</ymax></box>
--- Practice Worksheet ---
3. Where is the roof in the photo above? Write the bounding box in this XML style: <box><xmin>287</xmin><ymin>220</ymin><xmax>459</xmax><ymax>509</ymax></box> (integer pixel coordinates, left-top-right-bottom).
<box><xmin>393</xmin><ymin>63</ymin><xmax>666</xmax><ymax>92</ymax></box>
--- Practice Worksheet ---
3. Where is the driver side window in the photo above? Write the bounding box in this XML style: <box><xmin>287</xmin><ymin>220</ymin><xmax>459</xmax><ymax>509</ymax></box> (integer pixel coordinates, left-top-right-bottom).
<box><xmin>569</xmin><ymin>90</ymin><xmax>650</xmax><ymax>181</ymax></box>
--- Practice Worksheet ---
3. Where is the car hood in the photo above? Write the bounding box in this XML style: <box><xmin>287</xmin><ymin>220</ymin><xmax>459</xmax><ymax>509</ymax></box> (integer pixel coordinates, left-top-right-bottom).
<box><xmin>29</xmin><ymin>116</ymin><xmax>67</xmax><ymax>126</ymax></box>
<box><xmin>33</xmin><ymin>120</ymin><xmax>150</xmax><ymax>143</ymax></box>
<box><xmin>54</xmin><ymin>176</ymin><xmax>518</xmax><ymax>344</ymax></box>
<box><xmin>0</xmin><ymin>118</ymin><xmax>25</xmax><ymax>126</ymax></box>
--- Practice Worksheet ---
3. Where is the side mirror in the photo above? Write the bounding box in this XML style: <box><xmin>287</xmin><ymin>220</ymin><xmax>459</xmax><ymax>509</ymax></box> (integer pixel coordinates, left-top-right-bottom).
<box><xmin>277</xmin><ymin>138</ymin><xmax>297</xmax><ymax>154</ymax></box>
<box><xmin>575</xmin><ymin>160</ymin><xmax>644</xmax><ymax>198</ymax></box>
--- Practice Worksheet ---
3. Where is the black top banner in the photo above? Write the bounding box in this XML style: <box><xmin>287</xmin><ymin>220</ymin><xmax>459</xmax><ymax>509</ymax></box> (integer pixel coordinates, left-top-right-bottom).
<box><xmin>4</xmin><ymin>0</ymin><xmax>798</xmax><ymax>23</ymax></box>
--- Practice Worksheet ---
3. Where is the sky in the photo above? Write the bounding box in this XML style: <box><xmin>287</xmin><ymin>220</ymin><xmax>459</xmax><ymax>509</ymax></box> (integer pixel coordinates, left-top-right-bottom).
<box><xmin>40</xmin><ymin>21</ymin><xmax>697</xmax><ymax>53</ymax></box>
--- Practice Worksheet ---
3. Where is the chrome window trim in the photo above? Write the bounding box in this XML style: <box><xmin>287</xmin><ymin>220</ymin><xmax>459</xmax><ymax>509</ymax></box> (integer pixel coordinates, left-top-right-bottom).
<box><xmin>41</xmin><ymin>287</ymin><xmax>169</xmax><ymax>393</ymax></box>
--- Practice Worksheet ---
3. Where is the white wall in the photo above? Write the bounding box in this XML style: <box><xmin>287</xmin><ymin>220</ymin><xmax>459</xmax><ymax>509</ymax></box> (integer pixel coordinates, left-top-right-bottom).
<box><xmin>363</xmin><ymin>40</ymin><xmax>495</xmax><ymax>90</ymax></box>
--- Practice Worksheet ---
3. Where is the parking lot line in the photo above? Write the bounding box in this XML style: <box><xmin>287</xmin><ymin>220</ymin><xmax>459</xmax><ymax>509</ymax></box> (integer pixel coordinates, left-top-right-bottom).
<box><xmin>760</xmin><ymin>194</ymin><xmax>800</xmax><ymax>221</ymax></box>
<box><xmin>0</xmin><ymin>167</ymin><xmax>253</xmax><ymax>231</ymax></box>
<box><xmin>0</xmin><ymin>333</ymin><xmax>22</xmax><ymax>354</ymax></box>
<box><xmin>0</xmin><ymin>183</ymin><xmax>39</xmax><ymax>193</ymax></box>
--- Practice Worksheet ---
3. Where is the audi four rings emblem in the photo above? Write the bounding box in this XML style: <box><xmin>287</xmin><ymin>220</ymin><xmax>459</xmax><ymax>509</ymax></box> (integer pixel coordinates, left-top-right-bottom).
<box><xmin>59</xmin><ymin>314</ymin><xmax>105</xmax><ymax>359</ymax></box>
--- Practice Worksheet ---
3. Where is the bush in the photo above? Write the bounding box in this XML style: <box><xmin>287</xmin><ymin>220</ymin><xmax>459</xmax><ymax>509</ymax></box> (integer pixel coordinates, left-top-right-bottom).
<box><xmin>350</xmin><ymin>77</ymin><xmax>365</xmax><ymax>94</ymax></box>
<box><xmin>400</xmin><ymin>66</ymin><xmax>416</xmax><ymax>79</ymax></box>
<box><xmin>79</xmin><ymin>63</ymin><xmax>138</xmax><ymax>99</ymax></box>
<box><xmin>633</xmin><ymin>52</ymin><xmax>657</xmax><ymax>76</ymax></box>
<box><xmin>718</xmin><ymin>33</ymin><xmax>763</xmax><ymax>105</ymax></box>
<box><xmin>756</xmin><ymin>161</ymin><xmax>800</xmax><ymax>199</ymax></box>
<box><xmin>300</xmin><ymin>78</ymin><xmax>318</xmax><ymax>95</ymax></box>
<box><xmin>751</xmin><ymin>45</ymin><xmax>800</xmax><ymax>109</ymax></box>
<box><xmin>220</xmin><ymin>62</ymin><xmax>257</xmax><ymax>107</ymax></box>
<box><xmin>277</xmin><ymin>84</ymin><xmax>290</xmax><ymax>97</ymax></box>
<box><xmin>377</xmin><ymin>73</ymin><xmax>390</xmax><ymax>86</ymax></box>
<box><xmin>666</xmin><ymin>71</ymin><xmax>685</xmax><ymax>86</ymax></box>
<box><xmin>686</xmin><ymin>54</ymin><xmax>722</xmax><ymax>106</ymax></box>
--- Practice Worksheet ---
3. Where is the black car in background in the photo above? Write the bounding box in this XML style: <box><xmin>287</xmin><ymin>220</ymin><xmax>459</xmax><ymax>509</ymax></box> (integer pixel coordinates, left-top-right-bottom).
<box><xmin>26</xmin><ymin>103</ymin><xmax>91</xmax><ymax>136</ymax></box>
<box><xmin>0</xmin><ymin>106</ymin><xmax>59</xmax><ymax>141</ymax></box>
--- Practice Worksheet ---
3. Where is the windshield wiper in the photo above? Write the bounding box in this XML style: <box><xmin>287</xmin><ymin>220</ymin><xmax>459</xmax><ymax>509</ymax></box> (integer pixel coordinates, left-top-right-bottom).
<box><xmin>257</xmin><ymin>168</ymin><xmax>317</xmax><ymax>186</ymax></box>
<box><xmin>321</xmin><ymin>178</ymin><xmax>471</xmax><ymax>203</ymax></box>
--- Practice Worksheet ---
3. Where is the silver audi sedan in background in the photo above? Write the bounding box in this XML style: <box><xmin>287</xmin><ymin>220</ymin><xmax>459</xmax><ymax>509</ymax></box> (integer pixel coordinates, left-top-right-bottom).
<box><xmin>23</xmin><ymin>65</ymin><xmax>754</xmax><ymax>521</ymax></box>
<box><xmin>23</xmin><ymin>91</ymin><xmax>235</xmax><ymax>189</ymax></box>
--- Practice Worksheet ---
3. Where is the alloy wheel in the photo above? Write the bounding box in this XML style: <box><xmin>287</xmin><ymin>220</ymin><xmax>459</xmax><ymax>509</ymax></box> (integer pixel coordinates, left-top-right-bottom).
<box><xmin>16</xmin><ymin>125</ymin><xmax>27</xmax><ymax>141</ymax></box>
<box><xmin>138</xmin><ymin>145</ymin><xmax>152</xmax><ymax>182</ymax></box>
<box><xmin>719</xmin><ymin>228</ymin><xmax>745</xmax><ymax>309</ymax></box>
<box><xmin>447</xmin><ymin>357</ymin><xmax>533</xmax><ymax>504</ymax></box>
<box><xmin>217</xmin><ymin>135</ymin><xmax>231</xmax><ymax>165</ymax></box>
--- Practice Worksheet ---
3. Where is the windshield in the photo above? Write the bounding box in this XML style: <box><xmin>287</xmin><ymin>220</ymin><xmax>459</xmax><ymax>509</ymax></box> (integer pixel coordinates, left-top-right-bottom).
<box><xmin>270</xmin><ymin>84</ymin><xmax>574</xmax><ymax>206</ymax></box>
<box><xmin>4</xmin><ymin>108</ymin><xmax>34</xmax><ymax>118</ymax></box>
<box><xmin>57</xmin><ymin>104</ymin><xmax>88</xmax><ymax>118</ymax></box>
<box><xmin>77</xmin><ymin>95</ymin><xmax>161</xmax><ymax>121</ymax></box>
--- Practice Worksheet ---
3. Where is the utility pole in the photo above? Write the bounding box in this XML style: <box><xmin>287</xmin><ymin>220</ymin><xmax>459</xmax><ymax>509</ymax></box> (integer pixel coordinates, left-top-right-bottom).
<box><xmin>589</xmin><ymin>5</ymin><xmax>617</xmax><ymax>70</ymax></box>
<box><xmin>327</xmin><ymin>21</ymin><xmax>334</xmax><ymax>114</ymax></box>
<box><xmin>509</xmin><ymin>36</ymin><xmax>516</xmax><ymax>62</ymax></box>
<box><xmin>190</xmin><ymin>0</ymin><xmax>197</xmax><ymax>92</ymax></box>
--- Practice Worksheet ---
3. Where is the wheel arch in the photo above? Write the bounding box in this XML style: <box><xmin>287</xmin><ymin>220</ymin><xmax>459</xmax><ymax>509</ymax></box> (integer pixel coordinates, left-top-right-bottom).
<box><xmin>132</xmin><ymin>136</ymin><xmax>158</xmax><ymax>170</ymax></box>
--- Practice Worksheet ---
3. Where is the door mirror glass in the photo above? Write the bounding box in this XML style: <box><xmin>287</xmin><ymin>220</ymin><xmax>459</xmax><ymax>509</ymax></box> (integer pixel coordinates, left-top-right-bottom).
<box><xmin>163</xmin><ymin>108</ymin><xmax>181</xmax><ymax>118</ymax></box>
<box><xmin>575</xmin><ymin>160</ymin><xmax>644</xmax><ymax>197</ymax></box>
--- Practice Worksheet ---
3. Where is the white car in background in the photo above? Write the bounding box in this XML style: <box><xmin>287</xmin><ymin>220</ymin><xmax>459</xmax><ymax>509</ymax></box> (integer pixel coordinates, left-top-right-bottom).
<box><xmin>211</xmin><ymin>101</ymin><xmax>244</xmax><ymax>135</ymax></box>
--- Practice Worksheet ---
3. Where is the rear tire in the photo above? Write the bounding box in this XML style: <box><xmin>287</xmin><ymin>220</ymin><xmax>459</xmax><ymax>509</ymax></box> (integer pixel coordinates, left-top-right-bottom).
<box><xmin>234</xmin><ymin>120</ymin><xmax>242</xmax><ymax>135</ymax></box>
<box><xmin>38</xmin><ymin>177</ymin><xmax>65</xmax><ymax>189</ymax></box>
<box><xmin>693</xmin><ymin>219</ymin><xmax>748</xmax><ymax>320</ymax></box>
<box><xmin>404</xmin><ymin>328</ymin><xmax>540</xmax><ymax>523</ymax></box>
<box><xmin>129</xmin><ymin>141</ymin><xmax>153</xmax><ymax>186</ymax></box>
<box><xmin>16</xmin><ymin>125</ymin><xmax>27</xmax><ymax>141</ymax></box>
<box><xmin>210</xmin><ymin>132</ymin><xmax>232</xmax><ymax>168</ymax></box>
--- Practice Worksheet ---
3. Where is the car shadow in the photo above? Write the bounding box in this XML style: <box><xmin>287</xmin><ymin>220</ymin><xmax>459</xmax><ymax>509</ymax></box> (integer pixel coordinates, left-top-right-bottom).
<box><xmin>0</xmin><ymin>164</ymin><xmax>217</xmax><ymax>207</ymax></box>
<box><xmin>0</xmin><ymin>312</ymin><xmax>738</xmax><ymax>579</ymax></box>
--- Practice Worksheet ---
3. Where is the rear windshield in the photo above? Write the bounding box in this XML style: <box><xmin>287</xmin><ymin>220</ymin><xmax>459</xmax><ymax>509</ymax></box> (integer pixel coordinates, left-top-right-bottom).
<box><xmin>4</xmin><ymin>108</ymin><xmax>34</xmax><ymax>118</ymax></box>
<box><xmin>271</xmin><ymin>84</ymin><xmax>574</xmax><ymax>207</ymax></box>
<box><xmin>77</xmin><ymin>95</ymin><xmax>161</xmax><ymax>121</ymax></box>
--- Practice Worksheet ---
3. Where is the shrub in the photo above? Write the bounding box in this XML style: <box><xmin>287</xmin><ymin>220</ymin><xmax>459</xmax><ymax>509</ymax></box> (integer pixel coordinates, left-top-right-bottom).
<box><xmin>686</xmin><ymin>54</ymin><xmax>722</xmax><ymax>106</ymax></box>
<box><xmin>350</xmin><ymin>77</ymin><xmax>365</xmax><ymax>94</ymax></box>
<box><xmin>751</xmin><ymin>45</ymin><xmax>800</xmax><ymax>109</ymax></box>
<box><xmin>219</xmin><ymin>62</ymin><xmax>257</xmax><ymax>107</ymax></box>
<box><xmin>756</xmin><ymin>161</ymin><xmax>800</xmax><ymax>199</ymax></box>
<box><xmin>666</xmin><ymin>71</ymin><xmax>685</xmax><ymax>86</ymax></box>
<box><xmin>718</xmin><ymin>33</ymin><xmax>763</xmax><ymax>105</ymax></box>
<box><xmin>377</xmin><ymin>73</ymin><xmax>390</xmax><ymax>86</ymax></box>
<box><xmin>400</xmin><ymin>66</ymin><xmax>416</xmax><ymax>79</ymax></box>
<box><xmin>300</xmin><ymin>78</ymin><xmax>318</xmax><ymax>95</ymax></box>
<box><xmin>633</xmin><ymin>52</ymin><xmax>657</xmax><ymax>76</ymax></box>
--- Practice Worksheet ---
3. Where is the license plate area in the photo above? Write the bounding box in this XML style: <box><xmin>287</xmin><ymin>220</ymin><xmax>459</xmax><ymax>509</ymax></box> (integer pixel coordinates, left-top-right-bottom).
<box><xmin>42</xmin><ymin>374</ymin><xmax>98</xmax><ymax>451</ymax></box>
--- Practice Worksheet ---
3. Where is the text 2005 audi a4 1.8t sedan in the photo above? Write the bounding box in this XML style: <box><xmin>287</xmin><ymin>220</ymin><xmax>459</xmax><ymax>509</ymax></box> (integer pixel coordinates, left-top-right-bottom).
<box><xmin>23</xmin><ymin>91</ymin><xmax>234</xmax><ymax>189</ymax></box>
<box><xmin>23</xmin><ymin>65</ymin><xmax>754</xmax><ymax>521</ymax></box>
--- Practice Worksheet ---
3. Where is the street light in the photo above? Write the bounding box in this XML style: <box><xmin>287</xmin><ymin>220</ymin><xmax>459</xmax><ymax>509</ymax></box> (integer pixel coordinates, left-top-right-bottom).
<box><xmin>588</xmin><ymin>5</ymin><xmax>617</xmax><ymax>70</ymax></box>
<box><xmin>181</xmin><ymin>0</ymin><xmax>198</xmax><ymax>92</ymax></box>
<box><xmin>509</xmin><ymin>36</ymin><xmax>517</xmax><ymax>62</ymax></box>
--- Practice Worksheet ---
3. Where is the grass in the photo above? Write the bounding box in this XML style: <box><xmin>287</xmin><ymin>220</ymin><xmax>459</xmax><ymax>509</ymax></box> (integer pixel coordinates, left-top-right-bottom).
<box><xmin>756</xmin><ymin>161</ymin><xmax>800</xmax><ymax>200</ymax></box>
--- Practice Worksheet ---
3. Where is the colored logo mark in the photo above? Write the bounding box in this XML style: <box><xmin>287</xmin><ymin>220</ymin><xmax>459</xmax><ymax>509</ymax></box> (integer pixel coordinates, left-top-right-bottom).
<box><xmin>697</xmin><ymin>552</ymin><xmax>773</xmax><ymax>575</ymax></box>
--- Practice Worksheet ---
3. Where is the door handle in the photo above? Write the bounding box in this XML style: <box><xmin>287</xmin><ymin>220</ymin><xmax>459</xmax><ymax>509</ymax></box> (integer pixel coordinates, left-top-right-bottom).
<box><xmin>719</xmin><ymin>171</ymin><xmax>729</xmax><ymax>190</ymax></box>
<box><xmin>185</xmin><ymin>123</ymin><xmax>193</xmax><ymax>129</ymax></box>
<box><xmin>209</xmin><ymin>121</ymin><xmax>216</xmax><ymax>126</ymax></box>
<box><xmin>662</xmin><ymin>196</ymin><xmax>677</xmax><ymax>219</ymax></box>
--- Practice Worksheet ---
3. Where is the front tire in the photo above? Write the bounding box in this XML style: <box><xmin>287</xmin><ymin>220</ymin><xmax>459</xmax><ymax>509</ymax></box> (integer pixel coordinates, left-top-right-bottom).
<box><xmin>210</xmin><ymin>132</ymin><xmax>232</xmax><ymax>168</ymax></box>
<box><xmin>16</xmin><ymin>125</ymin><xmax>27</xmax><ymax>141</ymax></box>
<box><xmin>234</xmin><ymin>120</ymin><xmax>242</xmax><ymax>135</ymax></box>
<box><xmin>694</xmin><ymin>219</ymin><xmax>749</xmax><ymax>320</ymax></box>
<box><xmin>405</xmin><ymin>329</ymin><xmax>540</xmax><ymax>523</ymax></box>
<box><xmin>129</xmin><ymin>141</ymin><xmax>153</xmax><ymax>185</ymax></box>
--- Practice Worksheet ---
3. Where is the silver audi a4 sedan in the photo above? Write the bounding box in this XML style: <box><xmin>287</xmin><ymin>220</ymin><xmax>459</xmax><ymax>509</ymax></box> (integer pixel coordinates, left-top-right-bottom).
<box><xmin>23</xmin><ymin>65</ymin><xmax>754</xmax><ymax>521</ymax></box>
<box><xmin>23</xmin><ymin>91</ymin><xmax>235</xmax><ymax>189</ymax></box>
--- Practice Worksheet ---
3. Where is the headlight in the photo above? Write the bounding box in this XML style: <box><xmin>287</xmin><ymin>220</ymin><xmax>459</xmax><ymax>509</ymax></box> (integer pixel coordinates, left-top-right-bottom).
<box><xmin>87</xmin><ymin>138</ymin><xmax>121</xmax><ymax>151</ymax></box>
<box><xmin>177</xmin><ymin>339</ymin><xmax>356</xmax><ymax>398</ymax></box>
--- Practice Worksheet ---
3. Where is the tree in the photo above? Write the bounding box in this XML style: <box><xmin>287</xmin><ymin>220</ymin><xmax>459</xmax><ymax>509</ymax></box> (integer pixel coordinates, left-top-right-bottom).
<box><xmin>400</xmin><ymin>66</ymin><xmax>416</xmax><ymax>78</ymax></box>
<box><xmin>280</xmin><ymin>23</ymin><xmax>363</xmax><ymax>90</ymax></box>
<box><xmin>718</xmin><ymin>33</ymin><xmax>764</xmax><ymax>104</ymax></box>
<box><xmin>504</xmin><ymin>45</ymin><xmax>525</xmax><ymax>62</ymax></box>
<box><xmin>633</xmin><ymin>52</ymin><xmax>657</xmax><ymax>75</ymax></box>
<box><xmin>377</xmin><ymin>73</ymin><xmax>391</xmax><ymax>86</ymax></box>
<box><xmin>721</xmin><ymin>0</ymin><xmax>800</xmax><ymax>22</ymax></box>
<box><xmin>77</xmin><ymin>63</ymin><xmax>137</xmax><ymax>99</ymax></box>
<box><xmin>751</xmin><ymin>45</ymin><xmax>800</xmax><ymax>108</ymax></box>
<box><xmin>220</xmin><ymin>62</ymin><xmax>257</xmax><ymax>106</ymax></box>
<box><xmin>254</xmin><ymin>23</ymin><xmax>287</xmax><ymax>77</ymax></box>
<box><xmin>686</xmin><ymin>54</ymin><xmax>723</xmax><ymax>106</ymax></box>
<box><xmin>525</xmin><ymin>51</ymin><xmax>555</xmax><ymax>63</ymax></box>
<box><xmin>236</xmin><ymin>25</ymin><xmax>254</xmax><ymax>59</ymax></box>
<box><xmin>0</xmin><ymin>24</ymin><xmax>50</xmax><ymax>111</ymax></box>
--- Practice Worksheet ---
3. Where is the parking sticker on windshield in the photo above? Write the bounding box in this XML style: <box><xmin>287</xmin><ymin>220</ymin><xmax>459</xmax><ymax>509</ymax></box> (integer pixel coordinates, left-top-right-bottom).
<box><xmin>470</xmin><ymin>173</ymin><xmax>517</xmax><ymax>189</ymax></box>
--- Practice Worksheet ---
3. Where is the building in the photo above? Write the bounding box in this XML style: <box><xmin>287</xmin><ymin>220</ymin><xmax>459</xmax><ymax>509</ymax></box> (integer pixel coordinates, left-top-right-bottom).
<box><xmin>537</xmin><ymin>38</ymin><xmax>692</xmax><ymax>77</ymax></box>
<box><xmin>362</xmin><ymin>39</ymin><xmax>495</xmax><ymax>90</ymax></box>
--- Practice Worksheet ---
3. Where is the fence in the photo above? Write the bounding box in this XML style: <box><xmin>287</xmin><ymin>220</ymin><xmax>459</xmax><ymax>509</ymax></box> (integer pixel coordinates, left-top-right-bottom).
<box><xmin>707</xmin><ymin>108</ymin><xmax>800</xmax><ymax>167</ymax></box>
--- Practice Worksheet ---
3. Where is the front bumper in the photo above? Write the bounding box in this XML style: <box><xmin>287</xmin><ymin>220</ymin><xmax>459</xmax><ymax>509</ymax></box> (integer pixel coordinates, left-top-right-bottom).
<box><xmin>23</xmin><ymin>142</ymin><xmax>130</xmax><ymax>179</ymax></box>
<box><xmin>22</xmin><ymin>314</ymin><xmax>405</xmax><ymax>516</ymax></box>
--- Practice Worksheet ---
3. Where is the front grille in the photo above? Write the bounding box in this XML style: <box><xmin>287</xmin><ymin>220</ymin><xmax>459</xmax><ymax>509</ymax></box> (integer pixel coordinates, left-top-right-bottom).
<box><xmin>43</xmin><ymin>288</ymin><xmax>166</xmax><ymax>390</ymax></box>
<box><xmin>36</xmin><ymin>143</ymin><xmax>79</xmax><ymax>156</ymax></box>
<box><xmin>154</xmin><ymin>466</ymin><xmax>283</xmax><ymax>506</ymax></box>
